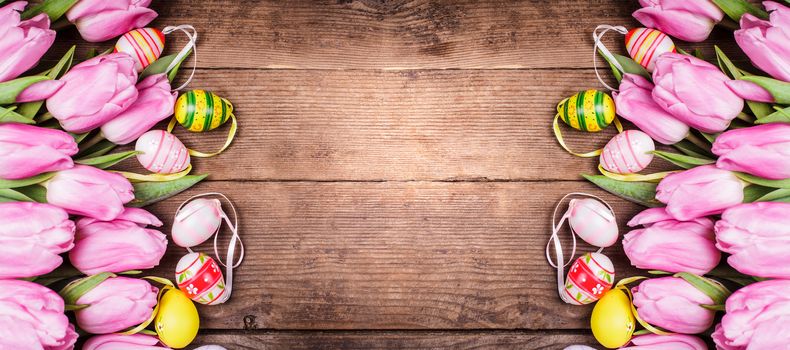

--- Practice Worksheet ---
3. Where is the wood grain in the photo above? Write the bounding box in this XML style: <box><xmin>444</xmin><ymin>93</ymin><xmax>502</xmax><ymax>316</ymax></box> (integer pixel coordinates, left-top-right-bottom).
<box><xmin>149</xmin><ymin>180</ymin><xmax>641</xmax><ymax>330</ymax></box>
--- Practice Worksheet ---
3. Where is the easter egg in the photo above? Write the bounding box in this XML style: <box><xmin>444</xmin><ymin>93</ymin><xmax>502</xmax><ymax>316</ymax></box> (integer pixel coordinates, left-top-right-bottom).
<box><xmin>174</xmin><ymin>90</ymin><xmax>234</xmax><ymax>132</ymax></box>
<box><xmin>155</xmin><ymin>289</ymin><xmax>199</xmax><ymax>349</ymax></box>
<box><xmin>135</xmin><ymin>130</ymin><xmax>191</xmax><ymax>174</ymax></box>
<box><xmin>172</xmin><ymin>198</ymin><xmax>223</xmax><ymax>248</ymax></box>
<box><xmin>625</xmin><ymin>28</ymin><xmax>676</xmax><ymax>72</ymax></box>
<box><xmin>557</xmin><ymin>90</ymin><xmax>615</xmax><ymax>132</ymax></box>
<box><xmin>114</xmin><ymin>28</ymin><xmax>165</xmax><ymax>72</ymax></box>
<box><xmin>591</xmin><ymin>289</ymin><xmax>635</xmax><ymax>349</ymax></box>
<box><xmin>599</xmin><ymin>130</ymin><xmax>655</xmax><ymax>175</ymax></box>
<box><xmin>176</xmin><ymin>253</ymin><xmax>229</xmax><ymax>305</ymax></box>
<box><xmin>562</xmin><ymin>253</ymin><xmax>614</xmax><ymax>305</ymax></box>
<box><xmin>568</xmin><ymin>198</ymin><xmax>618</xmax><ymax>248</ymax></box>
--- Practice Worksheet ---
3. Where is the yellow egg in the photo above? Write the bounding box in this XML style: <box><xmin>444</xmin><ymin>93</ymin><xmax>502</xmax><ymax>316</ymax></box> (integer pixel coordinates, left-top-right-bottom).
<box><xmin>591</xmin><ymin>289</ymin><xmax>635</xmax><ymax>349</ymax></box>
<box><xmin>155</xmin><ymin>289</ymin><xmax>199</xmax><ymax>349</ymax></box>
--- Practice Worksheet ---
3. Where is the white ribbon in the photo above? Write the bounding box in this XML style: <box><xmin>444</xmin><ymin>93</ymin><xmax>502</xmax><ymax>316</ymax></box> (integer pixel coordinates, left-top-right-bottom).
<box><xmin>545</xmin><ymin>192</ymin><xmax>616</xmax><ymax>304</ymax></box>
<box><xmin>592</xmin><ymin>24</ymin><xmax>628</xmax><ymax>92</ymax></box>
<box><xmin>175</xmin><ymin>192</ymin><xmax>244</xmax><ymax>304</ymax></box>
<box><xmin>162</xmin><ymin>24</ymin><xmax>198</xmax><ymax>91</ymax></box>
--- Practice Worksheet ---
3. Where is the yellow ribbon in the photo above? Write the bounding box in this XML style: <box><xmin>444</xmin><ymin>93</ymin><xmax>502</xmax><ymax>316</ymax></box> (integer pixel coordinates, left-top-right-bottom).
<box><xmin>553</xmin><ymin>114</ymin><xmax>623</xmax><ymax>157</ymax></box>
<box><xmin>112</xmin><ymin>164</ymin><xmax>192</xmax><ymax>183</ymax></box>
<box><xmin>167</xmin><ymin>113</ymin><xmax>238</xmax><ymax>158</ymax></box>
<box><xmin>597</xmin><ymin>164</ymin><xmax>677</xmax><ymax>183</ymax></box>
<box><xmin>615</xmin><ymin>277</ymin><xmax>672</xmax><ymax>336</ymax></box>
<box><xmin>119</xmin><ymin>277</ymin><xmax>176</xmax><ymax>336</ymax></box>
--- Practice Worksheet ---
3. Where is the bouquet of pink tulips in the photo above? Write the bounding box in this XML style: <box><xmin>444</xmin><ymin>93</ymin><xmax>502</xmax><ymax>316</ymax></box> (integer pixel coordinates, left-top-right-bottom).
<box><xmin>0</xmin><ymin>0</ymin><xmax>225</xmax><ymax>348</ymax></box>
<box><xmin>562</xmin><ymin>0</ymin><xmax>790</xmax><ymax>348</ymax></box>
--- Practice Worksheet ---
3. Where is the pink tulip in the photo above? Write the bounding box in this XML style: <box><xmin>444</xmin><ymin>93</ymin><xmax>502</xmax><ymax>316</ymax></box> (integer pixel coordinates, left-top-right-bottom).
<box><xmin>84</xmin><ymin>334</ymin><xmax>169</xmax><ymax>350</ymax></box>
<box><xmin>633</xmin><ymin>0</ymin><xmax>724</xmax><ymax>42</ymax></box>
<box><xmin>712</xmin><ymin>124</ymin><xmax>790</xmax><ymax>180</ymax></box>
<box><xmin>715</xmin><ymin>202</ymin><xmax>790</xmax><ymax>278</ymax></box>
<box><xmin>724</xmin><ymin>80</ymin><xmax>776</xmax><ymax>103</ymax></box>
<box><xmin>735</xmin><ymin>2</ymin><xmax>790</xmax><ymax>82</ymax></box>
<box><xmin>622</xmin><ymin>334</ymin><xmax>707</xmax><ymax>350</ymax></box>
<box><xmin>46</xmin><ymin>53</ymin><xmax>138</xmax><ymax>133</ymax></box>
<box><xmin>74</xmin><ymin>276</ymin><xmax>158</xmax><ymax>334</ymax></box>
<box><xmin>101</xmin><ymin>74</ymin><xmax>177</xmax><ymax>145</ymax></box>
<box><xmin>0</xmin><ymin>202</ymin><xmax>74</xmax><ymax>278</ymax></box>
<box><xmin>631</xmin><ymin>277</ymin><xmax>716</xmax><ymax>334</ymax></box>
<box><xmin>656</xmin><ymin>165</ymin><xmax>744</xmax><ymax>221</ymax></box>
<box><xmin>624</xmin><ymin>207</ymin><xmax>720</xmax><ymax>274</ymax></box>
<box><xmin>0</xmin><ymin>1</ymin><xmax>56</xmax><ymax>82</ymax></box>
<box><xmin>652</xmin><ymin>53</ymin><xmax>744</xmax><ymax>133</ymax></box>
<box><xmin>0</xmin><ymin>280</ymin><xmax>78</xmax><ymax>350</ymax></box>
<box><xmin>713</xmin><ymin>280</ymin><xmax>790</xmax><ymax>349</ymax></box>
<box><xmin>614</xmin><ymin>74</ymin><xmax>689</xmax><ymax>144</ymax></box>
<box><xmin>0</xmin><ymin>123</ymin><xmax>77</xmax><ymax>179</ymax></box>
<box><xmin>70</xmin><ymin>207</ymin><xmax>167</xmax><ymax>275</ymax></box>
<box><xmin>66</xmin><ymin>0</ymin><xmax>157</xmax><ymax>43</ymax></box>
<box><xmin>45</xmin><ymin>165</ymin><xmax>134</xmax><ymax>221</ymax></box>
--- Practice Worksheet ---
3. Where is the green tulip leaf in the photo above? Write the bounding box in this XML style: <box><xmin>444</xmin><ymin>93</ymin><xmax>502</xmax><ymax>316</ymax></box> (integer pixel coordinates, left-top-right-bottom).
<box><xmin>0</xmin><ymin>188</ymin><xmax>34</xmax><ymax>202</ymax></box>
<box><xmin>672</xmin><ymin>140</ymin><xmax>714</xmax><ymax>159</ymax></box>
<box><xmin>22</xmin><ymin>0</ymin><xmax>79</xmax><ymax>22</ymax></box>
<box><xmin>59</xmin><ymin>272</ymin><xmax>116</xmax><ymax>305</ymax></box>
<box><xmin>674</xmin><ymin>272</ymin><xmax>732</xmax><ymax>305</ymax></box>
<box><xmin>715</xmin><ymin>47</ymin><xmax>774</xmax><ymax>118</ymax></box>
<box><xmin>14</xmin><ymin>185</ymin><xmax>48</xmax><ymax>203</ymax></box>
<box><xmin>743</xmin><ymin>185</ymin><xmax>776</xmax><ymax>203</ymax></box>
<box><xmin>754</xmin><ymin>188</ymin><xmax>790</xmax><ymax>202</ymax></box>
<box><xmin>582</xmin><ymin>174</ymin><xmax>661</xmax><ymax>207</ymax></box>
<box><xmin>652</xmin><ymin>151</ymin><xmax>715</xmax><ymax>170</ymax></box>
<box><xmin>77</xmin><ymin>140</ymin><xmax>117</xmax><ymax>159</ymax></box>
<box><xmin>76</xmin><ymin>151</ymin><xmax>140</xmax><ymax>169</ymax></box>
<box><xmin>0</xmin><ymin>76</ymin><xmax>50</xmax><ymax>105</ymax></box>
<box><xmin>0</xmin><ymin>172</ymin><xmax>55</xmax><ymax>189</ymax></box>
<box><xmin>755</xmin><ymin>106</ymin><xmax>790</xmax><ymax>124</ymax></box>
<box><xmin>0</xmin><ymin>106</ymin><xmax>35</xmax><ymax>124</ymax></box>
<box><xmin>130</xmin><ymin>174</ymin><xmax>208</xmax><ymax>207</ymax></box>
<box><xmin>739</xmin><ymin>75</ymin><xmax>790</xmax><ymax>105</ymax></box>
<box><xmin>710</xmin><ymin>0</ymin><xmax>769</xmax><ymax>22</ymax></box>
<box><xmin>140</xmin><ymin>50</ymin><xmax>192</xmax><ymax>82</ymax></box>
<box><xmin>736</xmin><ymin>172</ymin><xmax>790</xmax><ymax>189</ymax></box>
<box><xmin>599</xmin><ymin>50</ymin><xmax>651</xmax><ymax>81</ymax></box>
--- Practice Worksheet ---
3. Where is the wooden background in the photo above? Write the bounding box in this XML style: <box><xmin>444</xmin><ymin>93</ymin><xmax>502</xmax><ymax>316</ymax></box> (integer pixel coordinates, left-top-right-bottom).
<box><xmin>58</xmin><ymin>1</ymin><xmax>742</xmax><ymax>348</ymax></box>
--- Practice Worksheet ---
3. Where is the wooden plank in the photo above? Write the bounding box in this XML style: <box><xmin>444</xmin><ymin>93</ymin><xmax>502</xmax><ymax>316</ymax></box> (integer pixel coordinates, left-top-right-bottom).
<box><xmin>115</xmin><ymin>68</ymin><xmax>675</xmax><ymax>181</ymax></box>
<box><xmin>190</xmin><ymin>330</ymin><xmax>596</xmax><ymax>349</ymax></box>
<box><xmin>148</xmin><ymin>180</ymin><xmax>642</xmax><ymax>330</ymax></box>
<box><xmin>48</xmin><ymin>0</ymin><xmax>742</xmax><ymax>70</ymax></box>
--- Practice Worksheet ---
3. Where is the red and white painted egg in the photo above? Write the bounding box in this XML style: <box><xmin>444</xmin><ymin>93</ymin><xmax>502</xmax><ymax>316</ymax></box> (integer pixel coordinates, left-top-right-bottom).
<box><xmin>625</xmin><ymin>28</ymin><xmax>676</xmax><ymax>72</ymax></box>
<box><xmin>600</xmin><ymin>130</ymin><xmax>655</xmax><ymax>175</ymax></box>
<box><xmin>176</xmin><ymin>252</ymin><xmax>228</xmax><ymax>305</ymax></box>
<box><xmin>115</xmin><ymin>28</ymin><xmax>165</xmax><ymax>72</ymax></box>
<box><xmin>135</xmin><ymin>130</ymin><xmax>191</xmax><ymax>174</ymax></box>
<box><xmin>562</xmin><ymin>252</ymin><xmax>615</xmax><ymax>305</ymax></box>
<box><xmin>568</xmin><ymin>198</ymin><xmax>618</xmax><ymax>248</ymax></box>
<box><xmin>171</xmin><ymin>198</ymin><xmax>223</xmax><ymax>248</ymax></box>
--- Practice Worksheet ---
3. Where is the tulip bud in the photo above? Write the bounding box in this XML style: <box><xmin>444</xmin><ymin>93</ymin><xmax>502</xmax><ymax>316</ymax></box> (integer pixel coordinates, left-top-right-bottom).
<box><xmin>624</xmin><ymin>207</ymin><xmax>720</xmax><ymax>274</ymax></box>
<box><xmin>101</xmin><ymin>74</ymin><xmax>177</xmax><ymax>145</ymax></box>
<box><xmin>66</xmin><ymin>0</ymin><xmax>157</xmax><ymax>43</ymax></box>
<box><xmin>0</xmin><ymin>123</ymin><xmax>78</xmax><ymax>180</ymax></box>
<box><xmin>0</xmin><ymin>202</ymin><xmax>75</xmax><ymax>278</ymax></box>
<box><xmin>0</xmin><ymin>1</ymin><xmax>56</xmax><ymax>82</ymax></box>
<box><xmin>74</xmin><ymin>276</ymin><xmax>158</xmax><ymax>334</ymax></box>
<box><xmin>622</xmin><ymin>334</ymin><xmax>707</xmax><ymax>350</ymax></box>
<box><xmin>46</xmin><ymin>53</ymin><xmax>139</xmax><ymax>133</ymax></box>
<box><xmin>735</xmin><ymin>2</ymin><xmax>790</xmax><ymax>82</ymax></box>
<box><xmin>0</xmin><ymin>280</ymin><xmax>78</xmax><ymax>350</ymax></box>
<box><xmin>613</xmin><ymin>74</ymin><xmax>689</xmax><ymax>145</ymax></box>
<box><xmin>652</xmin><ymin>53</ymin><xmax>744</xmax><ymax>133</ymax></box>
<box><xmin>15</xmin><ymin>80</ymin><xmax>65</xmax><ymax>103</ymax></box>
<box><xmin>656</xmin><ymin>165</ymin><xmax>744</xmax><ymax>221</ymax></box>
<box><xmin>724</xmin><ymin>80</ymin><xmax>776</xmax><ymax>103</ymax></box>
<box><xmin>70</xmin><ymin>207</ymin><xmax>167</xmax><ymax>275</ymax></box>
<box><xmin>631</xmin><ymin>277</ymin><xmax>716</xmax><ymax>334</ymax></box>
<box><xmin>45</xmin><ymin>165</ymin><xmax>134</xmax><ymax>221</ymax></box>
<box><xmin>713</xmin><ymin>280</ymin><xmax>790</xmax><ymax>349</ymax></box>
<box><xmin>632</xmin><ymin>0</ymin><xmax>724</xmax><ymax>42</ymax></box>
<box><xmin>84</xmin><ymin>334</ymin><xmax>169</xmax><ymax>350</ymax></box>
<box><xmin>712</xmin><ymin>124</ymin><xmax>790</xmax><ymax>180</ymax></box>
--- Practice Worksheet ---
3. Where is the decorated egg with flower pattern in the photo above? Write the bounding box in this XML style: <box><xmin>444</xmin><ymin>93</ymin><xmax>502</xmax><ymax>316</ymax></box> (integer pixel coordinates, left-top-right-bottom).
<box><xmin>625</xmin><ymin>28</ymin><xmax>676</xmax><ymax>72</ymax></box>
<box><xmin>568</xmin><ymin>198</ymin><xmax>618</xmax><ymax>248</ymax></box>
<box><xmin>176</xmin><ymin>252</ymin><xmax>228</xmax><ymax>305</ymax></box>
<box><xmin>600</xmin><ymin>130</ymin><xmax>655</xmax><ymax>174</ymax></box>
<box><xmin>562</xmin><ymin>252</ymin><xmax>615</xmax><ymax>305</ymax></box>
<box><xmin>171</xmin><ymin>198</ymin><xmax>223</xmax><ymax>248</ymax></box>
<box><xmin>115</xmin><ymin>28</ymin><xmax>165</xmax><ymax>72</ymax></box>
<box><xmin>135</xmin><ymin>130</ymin><xmax>191</xmax><ymax>174</ymax></box>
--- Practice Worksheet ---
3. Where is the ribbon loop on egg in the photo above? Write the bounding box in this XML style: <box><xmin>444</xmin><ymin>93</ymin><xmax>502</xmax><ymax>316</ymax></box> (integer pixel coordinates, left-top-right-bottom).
<box><xmin>161</xmin><ymin>24</ymin><xmax>198</xmax><ymax>91</ymax></box>
<box><xmin>592</xmin><ymin>24</ymin><xmax>629</xmax><ymax>92</ymax></box>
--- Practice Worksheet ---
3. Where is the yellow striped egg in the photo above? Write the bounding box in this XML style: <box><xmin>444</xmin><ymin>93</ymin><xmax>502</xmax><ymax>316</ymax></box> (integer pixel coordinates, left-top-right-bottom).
<box><xmin>557</xmin><ymin>90</ymin><xmax>615</xmax><ymax>132</ymax></box>
<box><xmin>625</xmin><ymin>28</ymin><xmax>676</xmax><ymax>72</ymax></box>
<box><xmin>174</xmin><ymin>90</ymin><xmax>234</xmax><ymax>132</ymax></box>
<box><xmin>114</xmin><ymin>28</ymin><xmax>165</xmax><ymax>73</ymax></box>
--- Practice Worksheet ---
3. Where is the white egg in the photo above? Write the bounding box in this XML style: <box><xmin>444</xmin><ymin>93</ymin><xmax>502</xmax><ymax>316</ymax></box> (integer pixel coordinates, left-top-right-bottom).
<box><xmin>600</xmin><ymin>130</ymin><xmax>655</xmax><ymax>175</ymax></box>
<box><xmin>135</xmin><ymin>130</ymin><xmax>191</xmax><ymax>174</ymax></box>
<box><xmin>568</xmin><ymin>198</ymin><xmax>618</xmax><ymax>248</ymax></box>
<box><xmin>171</xmin><ymin>198</ymin><xmax>222</xmax><ymax>248</ymax></box>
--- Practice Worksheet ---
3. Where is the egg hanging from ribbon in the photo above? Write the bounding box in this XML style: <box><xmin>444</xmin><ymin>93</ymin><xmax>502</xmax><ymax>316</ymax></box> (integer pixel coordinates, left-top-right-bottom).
<box><xmin>600</xmin><ymin>130</ymin><xmax>655</xmax><ymax>174</ymax></box>
<box><xmin>591</xmin><ymin>288</ymin><xmax>635</xmax><ymax>349</ymax></box>
<box><xmin>625</xmin><ymin>28</ymin><xmax>676</xmax><ymax>72</ymax></box>
<box><xmin>114</xmin><ymin>28</ymin><xmax>165</xmax><ymax>73</ymax></box>
<box><xmin>155</xmin><ymin>288</ymin><xmax>199</xmax><ymax>349</ymax></box>
<box><xmin>562</xmin><ymin>252</ymin><xmax>614</xmax><ymax>305</ymax></box>
<box><xmin>568</xmin><ymin>198</ymin><xmax>618</xmax><ymax>248</ymax></box>
<box><xmin>174</xmin><ymin>90</ymin><xmax>234</xmax><ymax>132</ymax></box>
<box><xmin>176</xmin><ymin>252</ymin><xmax>229</xmax><ymax>305</ymax></box>
<box><xmin>557</xmin><ymin>90</ymin><xmax>615</xmax><ymax>132</ymax></box>
<box><xmin>171</xmin><ymin>198</ymin><xmax>223</xmax><ymax>248</ymax></box>
<box><xmin>135</xmin><ymin>130</ymin><xmax>191</xmax><ymax>174</ymax></box>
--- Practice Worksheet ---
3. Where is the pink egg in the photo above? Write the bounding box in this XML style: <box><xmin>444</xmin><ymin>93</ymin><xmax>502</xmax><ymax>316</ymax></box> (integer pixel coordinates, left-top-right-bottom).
<box><xmin>114</xmin><ymin>28</ymin><xmax>165</xmax><ymax>72</ymax></box>
<box><xmin>568</xmin><ymin>198</ymin><xmax>618</xmax><ymax>248</ymax></box>
<box><xmin>171</xmin><ymin>198</ymin><xmax>223</xmax><ymax>248</ymax></box>
<box><xmin>600</xmin><ymin>130</ymin><xmax>655</xmax><ymax>175</ymax></box>
<box><xmin>625</xmin><ymin>28</ymin><xmax>676</xmax><ymax>72</ymax></box>
<box><xmin>135</xmin><ymin>130</ymin><xmax>191</xmax><ymax>174</ymax></box>
<box><xmin>562</xmin><ymin>252</ymin><xmax>615</xmax><ymax>305</ymax></box>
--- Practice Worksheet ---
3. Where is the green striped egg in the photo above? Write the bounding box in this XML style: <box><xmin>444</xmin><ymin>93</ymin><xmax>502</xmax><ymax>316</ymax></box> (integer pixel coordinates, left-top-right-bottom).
<box><xmin>557</xmin><ymin>90</ymin><xmax>615</xmax><ymax>132</ymax></box>
<box><xmin>174</xmin><ymin>90</ymin><xmax>234</xmax><ymax>132</ymax></box>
